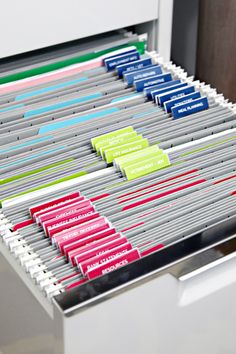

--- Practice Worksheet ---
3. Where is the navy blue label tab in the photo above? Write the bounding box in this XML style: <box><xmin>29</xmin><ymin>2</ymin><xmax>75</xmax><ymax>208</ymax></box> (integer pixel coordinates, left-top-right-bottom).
<box><xmin>171</xmin><ymin>96</ymin><xmax>209</xmax><ymax>119</ymax></box>
<box><xmin>134</xmin><ymin>73</ymin><xmax>172</xmax><ymax>92</ymax></box>
<box><xmin>158</xmin><ymin>85</ymin><xmax>195</xmax><ymax>106</ymax></box>
<box><xmin>151</xmin><ymin>83</ymin><xmax>188</xmax><ymax>101</ymax></box>
<box><xmin>103</xmin><ymin>48</ymin><xmax>137</xmax><ymax>65</ymax></box>
<box><xmin>124</xmin><ymin>65</ymin><xmax>162</xmax><ymax>86</ymax></box>
<box><xmin>144</xmin><ymin>79</ymin><xmax>181</xmax><ymax>100</ymax></box>
<box><xmin>122</xmin><ymin>64</ymin><xmax>153</xmax><ymax>76</ymax></box>
<box><xmin>164</xmin><ymin>91</ymin><xmax>201</xmax><ymax>113</ymax></box>
<box><xmin>116</xmin><ymin>58</ymin><xmax>152</xmax><ymax>78</ymax></box>
<box><xmin>104</xmin><ymin>52</ymin><xmax>140</xmax><ymax>71</ymax></box>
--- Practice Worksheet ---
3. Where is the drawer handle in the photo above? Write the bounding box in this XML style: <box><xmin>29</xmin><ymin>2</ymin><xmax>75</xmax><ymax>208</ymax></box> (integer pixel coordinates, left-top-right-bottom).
<box><xmin>178</xmin><ymin>252</ymin><xmax>236</xmax><ymax>306</ymax></box>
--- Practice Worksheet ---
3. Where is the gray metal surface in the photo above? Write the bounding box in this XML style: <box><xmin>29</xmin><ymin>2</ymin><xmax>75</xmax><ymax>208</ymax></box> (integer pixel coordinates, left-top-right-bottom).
<box><xmin>0</xmin><ymin>250</ymin><xmax>54</xmax><ymax>354</ymax></box>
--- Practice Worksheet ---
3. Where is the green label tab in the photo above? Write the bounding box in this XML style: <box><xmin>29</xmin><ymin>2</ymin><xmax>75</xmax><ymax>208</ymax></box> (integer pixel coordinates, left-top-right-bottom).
<box><xmin>95</xmin><ymin>131</ymin><xmax>138</xmax><ymax>156</ymax></box>
<box><xmin>124</xmin><ymin>152</ymin><xmax>170</xmax><ymax>180</ymax></box>
<box><xmin>91</xmin><ymin>126</ymin><xmax>134</xmax><ymax>150</ymax></box>
<box><xmin>0</xmin><ymin>171</ymin><xmax>87</xmax><ymax>207</ymax></box>
<box><xmin>101</xmin><ymin>135</ymin><xmax>143</xmax><ymax>160</ymax></box>
<box><xmin>105</xmin><ymin>138</ymin><xmax>149</xmax><ymax>164</ymax></box>
<box><xmin>0</xmin><ymin>42</ymin><xmax>146</xmax><ymax>85</ymax></box>
<box><xmin>114</xmin><ymin>145</ymin><xmax>160</xmax><ymax>171</ymax></box>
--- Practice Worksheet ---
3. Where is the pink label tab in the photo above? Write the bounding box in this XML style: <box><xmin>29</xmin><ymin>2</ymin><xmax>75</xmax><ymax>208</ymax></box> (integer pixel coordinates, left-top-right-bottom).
<box><xmin>53</xmin><ymin>216</ymin><xmax>108</xmax><ymax>245</ymax></box>
<box><xmin>47</xmin><ymin>210</ymin><xmax>99</xmax><ymax>238</ymax></box>
<box><xmin>59</xmin><ymin>224</ymin><xmax>109</xmax><ymax>255</ymax></box>
<box><xmin>64</xmin><ymin>228</ymin><xmax>118</xmax><ymax>262</ymax></box>
<box><xmin>73</xmin><ymin>234</ymin><xmax>125</xmax><ymax>266</ymax></box>
<box><xmin>80</xmin><ymin>242</ymin><xmax>132</xmax><ymax>275</ymax></box>
<box><xmin>87</xmin><ymin>248</ymin><xmax>141</xmax><ymax>280</ymax></box>
<box><xmin>38</xmin><ymin>197</ymin><xmax>89</xmax><ymax>225</ymax></box>
<box><xmin>30</xmin><ymin>192</ymin><xmax>80</xmax><ymax>218</ymax></box>
<box><xmin>55</xmin><ymin>217</ymin><xmax>110</xmax><ymax>254</ymax></box>
<box><xmin>34</xmin><ymin>197</ymin><xmax>85</xmax><ymax>225</ymax></box>
<box><xmin>43</xmin><ymin>205</ymin><xmax>95</xmax><ymax>236</ymax></box>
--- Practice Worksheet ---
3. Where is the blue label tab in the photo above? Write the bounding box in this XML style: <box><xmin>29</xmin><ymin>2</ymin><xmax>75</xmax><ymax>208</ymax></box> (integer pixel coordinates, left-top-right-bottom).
<box><xmin>0</xmin><ymin>146</ymin><xmax>66</xmax><ymax>169</ymax></box>
<box><xmin>144</xmin><ymin>79</ymin><xmax>181</xmax><ymax>100</ymax></box>
<box><xmin>158</xmin><ymin>85</ymin><xmax>195</xmax><ymax>106</ymax></box>
<box><xmin>164</xmin><ymin>91</ymin><xmax>201</xmax><ymax>113</ymax></box>
<box><xmin>24</xmin><ymin>92</ymin><xmax>103</xmax><ymax>118</ymax></box>
<box><xmin>122</xmin><ymin>64</ymin><xmax>153</xmax><ymax>76</ymax></box>
<box><xmin>116</xmin><ymin>58</ymin><xmax>152</xmax><ymax>78</ymax></box>
<box><xmin>151</xmin><ymin>83</ymin><xmax>188</xmax><ymax>101</ymax></box>
<box><xmin>0</xmin><ymin>103</ymin><xmax>24</xmax><ymax>113</ymax></box>
<box><xmin>38</xmin><ymin>107</ymin><xmax>119</xmax><ymax>134</ymax></box>
<box><xmin>15</xmin><ymin>77</ymin><xmax>88</xmax><ymax>101</ymax></box>
<box><xmin>171</xmin><ymin>96</ymin><xmax>209</xmax><ymax>119</ymax></box>
<box><xmin>104</xmin><ymin>52</ymin><xmax>140</xmax><ymax>71</ymax></box>
<box><xmin>124</xmin><ymin>65</ymin><xmax>162</xmax><ymax>86</ymax></box>
<box><xmin>134</xmin><ymin>73</ymin><xmax>172</xmax><ymax>92</ymax></box>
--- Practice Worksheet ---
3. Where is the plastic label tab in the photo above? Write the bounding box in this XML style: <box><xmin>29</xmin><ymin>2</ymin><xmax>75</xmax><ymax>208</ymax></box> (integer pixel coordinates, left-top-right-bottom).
<box><xmin>134</xmin><ymin>73</ymin><xmax>172</xmax><ymax>92</ymax></box>
<box><xmin>171</xmin><ymin>96</ymin><xmax>209</xmax><ymax>119</ymax></box>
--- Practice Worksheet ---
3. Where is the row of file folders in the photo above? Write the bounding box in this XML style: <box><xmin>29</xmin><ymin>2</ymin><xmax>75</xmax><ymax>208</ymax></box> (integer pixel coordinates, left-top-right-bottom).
<box><xmin>0</xmin><ymin>30</ymin><xmax>236</xmax><ymax>300</ymax></box>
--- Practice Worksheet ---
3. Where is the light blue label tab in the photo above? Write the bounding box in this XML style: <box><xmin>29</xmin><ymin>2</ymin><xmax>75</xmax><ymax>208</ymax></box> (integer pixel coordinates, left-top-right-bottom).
<box><xmin>151</xmin><ymin>83</ymin><xmax>188</xmax><ymax>100</ymax></box>
<box><xmin>104</xmin><ymin>52</ymin><xmax>140</xmax><ymax>71</ymax></box>
<box><xmin>171</xmin><ymin>96</ymin><xmax>209</xmax><ymax>119</ymax></box>
<box><xmin>0</xmin><ymin>146</ymin><xmax>65</xmax><ymax>169</ymax></box>
<box><xmin>0</xmin><ymin>136</ymin><xmax>53</xmax><ymax>154</ymax></box>
<box><xmin>132</xmin><ymin>107</ymin><xmax>159</xmax><ymax>119</ymax></box>
<box><xmin>144</xmin><ymin>79</ymin><xmax>181</xmax><ymax>100</ymax></box>
<box><xmin>116</xmin><ymin>58</ymin><xmax>152</xmax><ymax>78</ymax></box>
<box><xmin>0</xmin><ymin>103</ymin><xmax>24</xmax><ymax>113</ymax></box>
<box><xmin>164</xmin><ymin>91</ymin><xmax>201</xmax><ymax>113</ymax></box>
<box><xmin>158</xmin><ymin>85</ymin><xmax>195</xmax><ymax>106</ymax></box>
<box><xmin>38</xmin><ymin>107</ymin><xmax>119</xmax><ymax>134</ymax></box>
<box><xmin>111</xmin><ymin>93</ymin><xmax>142</xmax><ymax>103</ymax></box>
<box><xmin>24</xmin><ymin>92</ymin><xmax>103</xmax><ymax>118</ymax></box>
<box><xmin>134</xmin><ymin>73</ymin><xmax>172</xmax><ymax>92</ymax></box>
<box><xmin>15</xmin><ymin>77</ymin><xmax>88</xmax><ymax>101</ymax></box>
<box><xmin>102</xmin><ymin>48</ymin><xmax>137</xmax><ymax>65</ymax></box>
<box><xmin>124</xmin><ymin>65</ymin><xmax>162</xmax><ymax>86</ymax></box>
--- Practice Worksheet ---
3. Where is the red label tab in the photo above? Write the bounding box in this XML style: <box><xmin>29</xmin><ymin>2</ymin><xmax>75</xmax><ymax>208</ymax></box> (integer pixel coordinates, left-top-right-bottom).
<box><xmin>73</xmin><ymin>234</ymin><xmax>125</xmax><ymax>266</ymax></box>
<box><xmin>58</xmin><ymin>271</ymin><xmax>80</xmax><ymax>283</ymax></box>
<box><xmin>80</xmin><ymin>242</ymin><xmax>132</xmax><ymax>275</ymax></box>
<box><xmin>122</xmin><ymin>179</ymin><xmax>206</xmax><ymax>211</ymax></box>
<box><xmin>65</xmin><ymin>230</ymin><xmax>119</xmax><ymax>264</ymax></box>
<box><xmin>39</xmin><ymin>197</ymin><xmax>89</xmax><ymax>225</ymax></box>
<box><xmin>47</xmin><ymin>210</ymin><xmax>99</xmax><ymax>238</ymax></box>
<box><xmin>140</xmin><ymin>244</ymin><xmax>164</xmax><ymax>257</ymax></box>
<box><xmin>87</xmin><ymin>248</ymin><xmax>141</xmax><ymax>280</ymax></box>
<box><xmin>13</xmin><ymin>219</ymin><xmax>34</xmax><ymax>231</ymax></box>
<box><xmin>59</xmin><ymin>224</ymin><xmax>109</xmax><ymax>255</ymax></box>
<box><xmin>59</xmin><ymin>228</ymin><xmax>117</xmax><ymax>259</ymax></box>
<box><xmin>66</xmin><ymin>278</ymin><xmax>87</xmax><ymax>290</ymax></box>
<box><xmin>30</xmin><ymin>192</ymin><xmax>80</xmax><ymax>218</ymax></box>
